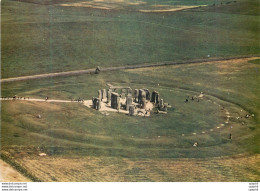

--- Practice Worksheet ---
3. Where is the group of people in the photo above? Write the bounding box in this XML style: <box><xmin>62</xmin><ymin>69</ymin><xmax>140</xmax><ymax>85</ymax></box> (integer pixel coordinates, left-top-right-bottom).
<box><xmin>10</xmin><ymin>95</ymin><xmax>29</xmax><ymax>100</ymax></box>
<box><xmin>185</xmin><ymin>96</ymin><xmax>200</xmax><ymax>103</ymax></box>
<box><xmin>73</xmin><ymin>98</ymin><xmax>84</xmax><ymax>103</ymax></box>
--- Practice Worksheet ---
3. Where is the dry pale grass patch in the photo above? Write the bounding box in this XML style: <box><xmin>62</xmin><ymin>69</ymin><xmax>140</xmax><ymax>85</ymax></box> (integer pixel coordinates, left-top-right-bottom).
<box><xmin>127</xmin><ymin>57</ymin><xmax>260</xmax><ymax>74</ymax></box>
<box><xmin>58</xmin><ymin>0</ymin><xmax>146</xmax><ymax>10</ymax></box>
<box><xmin>0</xmin><ymin>160</ymin><xmax>31</xmax><ymax>182</ymax></box>
<box><xmin>139</xmin><ymin>6</ymin><xmax>205</xmax><ymax>13</ymax></box>
<box><xmin>214</xmin><ymin>57</ymin><xmax>260</xmax><ymax>75</ymax></box>
<box><xmin>57</xmin><ymin>0</ymin><xmax>204</xmax><ymax>13</ymax></box>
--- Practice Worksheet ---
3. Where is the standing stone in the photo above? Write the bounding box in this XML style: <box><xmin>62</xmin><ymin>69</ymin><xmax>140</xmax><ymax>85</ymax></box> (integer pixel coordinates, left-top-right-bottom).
<box><xmin>129</xmin><ymin>105</ymin><xmax>135</xmax><ymax>116</ymax></box>
<box><xmin>134</xmin><ymin>89</ymin><xmax>138</xmax><ymax>103</ymax></box>
<box><xmin>143</xmin><ymin>89</ymin><xmax>150</xmax><ymax>100</ymax></box>
<box><xmin>151</xmin><ymin>91</ymin><xmax>156</xmax><ymax>102</ymax></box>
<box><xmin>127</xmin><ymin>88</ymin><xmax>132</xmax><ymax>96</ymax></box>
<box><xmin>138</xmin><ymin>89</ymin><xmax>146</xmax><ymax>104</ymax></box>
<box><xmin>151</xmin><ymin>91</ymin><xmax>159</xmax><ymax>105</ymax></box>
<box><xmin>96</xmin><ymin>98</ymin><xmax>101</xmax><ymax>110</ymax></box>
<box><xmin>98</xmin><ymin>90</ymin><xmax>102</xmax><ymax>100</ymax></box>
<box><xmin>163</xmin><ymin>103</ymin><xmax>168</xmax><ymax>111</ymax></box>
<box><xmin>141</xmin><ymin>97</ymin><xmax>146</xmax><ymax>109</ymax></box>
<box><xmin>155</xmin><ymin>93</ymin><xmax>159</xmax><ymax>105</ymax></box>
<box><xmin>107</xmin><ymin>89</ymin><xmax>112</xmax><ymax>103</ymax></box>
<box><xmin>122</xmin><ymin>88</ymin><xmax>127</xmax><ymax>95</ymax></box>
<box><xmin>92</xmin><ymin>97</ymin><xmax>101</xmax><ymax>110</ymax></box>
<box><xmin>117</xmin><ymin>96</ymin><xmax>121</xmax><ymax>110</ymax></box>
<box><xmin>102</xmin><ymin>89</ymin><xmax>107</xmax><ymax>101</ymax></box>
<box><xmin>111</xmin><ymin>92</ymin><xmax>120</xmax><ymax>109</ymax></box>
<box><xmin>92</xmin><ymin>97</ymin><xmax>97</xmax><ymax>109</ymax></box>
<box><xmin>159</xmin><ymin>99</ymin><xmax>164</xmax><ymax>109</ymax></box>
<box><xmin>126</xmin><ymin>96</ymin><xmax>132</xmax><ymax>111</ymax></box>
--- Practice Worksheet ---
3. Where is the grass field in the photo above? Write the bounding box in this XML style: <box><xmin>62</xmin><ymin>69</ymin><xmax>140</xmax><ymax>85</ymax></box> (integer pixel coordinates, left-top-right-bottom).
<box><xmin>1</xmin><ymin>57</ymin><xmax>259</xmax><ymax>181</ymax></box>
<box><xmin>1</xmin><ymin>0</ymin><xmax>259</xmax><ymax>182</ymax></box>
<box><xmin>1</xmin><ymin>0</ymin><xmax>259</xmax><ymax>78</ymax></box>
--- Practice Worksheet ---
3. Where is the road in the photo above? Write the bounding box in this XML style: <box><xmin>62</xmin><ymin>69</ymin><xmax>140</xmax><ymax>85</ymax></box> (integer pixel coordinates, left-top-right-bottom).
<box><xmin>1</xmin><ymin>55</ymin><xmax>259</xmax><ymax>83</ymax></box>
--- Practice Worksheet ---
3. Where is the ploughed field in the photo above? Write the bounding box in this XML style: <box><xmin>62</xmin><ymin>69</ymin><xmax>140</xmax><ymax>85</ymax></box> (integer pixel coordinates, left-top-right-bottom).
<box><xmin>1</xmin><ymin>58</ymin><xmax>259</xmax><ymax>181</ymax></box>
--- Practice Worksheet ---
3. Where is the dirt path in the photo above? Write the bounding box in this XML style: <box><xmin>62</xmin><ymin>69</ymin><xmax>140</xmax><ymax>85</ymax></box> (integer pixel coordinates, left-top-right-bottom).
<box><xmin>0</xmin><ymin>98</ymin><xmax>74</xmax><ymax>103</ymax></box>
<box><xmin>1</xmin><ymin>55</ymin><xmax>259</xmax><ymax>83</ymax></box>
<box><xmin>0</xmin><ymin>160</ymin><xmax>31</xmax><ymax>182</ymax></box>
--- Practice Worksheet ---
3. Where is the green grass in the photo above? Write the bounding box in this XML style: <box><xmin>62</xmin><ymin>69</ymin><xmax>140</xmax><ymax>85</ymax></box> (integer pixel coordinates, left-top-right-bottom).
<box><xmin>1</xmin><ymin>0</ymin><xmax>259</xmax><ymax>78</ymax></box>
<box><xmin>1</xmin><ymin>0</ymin><xmax>259</xmax><ymax>181</ymax></box>
<box><xmin>1</xmin><ymin>58</ymin><xmax>259</xmax><ymax>159</ymax></box>
<box><xmin>249</xmin><ymin>58</ymin><xmax>260</xmax><ymax>64</ymax></box>
<box><xmin>1</xmin><ymin>58</ymin><xmax>259</xmax><ymax>181</ymax></box>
